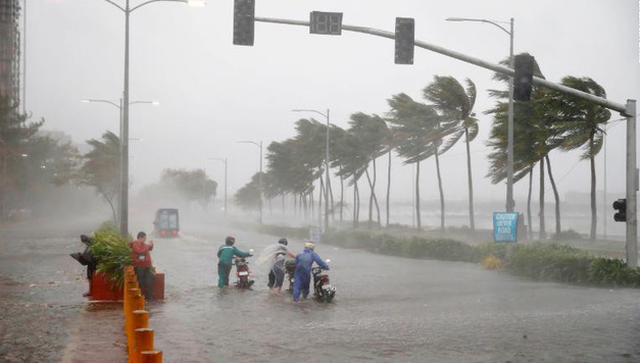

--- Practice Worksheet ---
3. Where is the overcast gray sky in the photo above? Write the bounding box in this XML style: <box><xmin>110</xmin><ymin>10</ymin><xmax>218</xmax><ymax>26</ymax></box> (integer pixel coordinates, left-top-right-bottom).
<box><xmin>26</xmin><ymin>0</ymin><xmax>640</xmax><ymax>207</ymax></box>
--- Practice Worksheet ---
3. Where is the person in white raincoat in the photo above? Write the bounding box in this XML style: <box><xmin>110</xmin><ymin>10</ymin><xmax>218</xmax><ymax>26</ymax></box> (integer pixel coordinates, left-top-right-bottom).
<box><xmin>256</xmin><ymin>238</ymin><xmax>296</xmax><ymax>292</ymax></box>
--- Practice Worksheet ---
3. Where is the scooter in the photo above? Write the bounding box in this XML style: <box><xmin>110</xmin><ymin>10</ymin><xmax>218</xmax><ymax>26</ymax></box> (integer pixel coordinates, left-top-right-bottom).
<box><xmin>312</xmin><ymin>259</ymin><xmax>336</xmax><ymax>302</ymax></box>
<box><xmin>234</xmin><ymin>249</ymin><xmax>255</xmax><ymax>289</ymax></box>
<box><xmin>284</xmin><ymin>258</ymin><xmax>296</xmax><ymax>292</ymax></box>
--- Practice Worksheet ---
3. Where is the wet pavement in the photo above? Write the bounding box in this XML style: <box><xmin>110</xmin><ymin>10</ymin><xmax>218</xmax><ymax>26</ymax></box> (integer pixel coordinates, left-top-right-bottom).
<box><xmin>0</xmin><ymin>220</ymin><xmax>126</xmax><ymax>363</ymax></box>
<box><xmin>1</xmin><ymin>220</ymin><xmax>640</xmax><ymax>362</ymax></box>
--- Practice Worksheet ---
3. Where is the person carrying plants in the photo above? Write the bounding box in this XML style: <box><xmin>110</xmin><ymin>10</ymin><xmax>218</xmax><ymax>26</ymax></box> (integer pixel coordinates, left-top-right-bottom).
<box><xmin>217</xmin><ymin>236</ymin><xmax>252</xmax><ymax>288</ymax></box>
<box><xmin>292</xmin><ymin>241</ymin><xmax>329</xmax><ymax>303</ymax></box>
<box><xmin>130</xmin><ymin>231</ymin><xmax>154</xmax><ymax>300</ymax></box>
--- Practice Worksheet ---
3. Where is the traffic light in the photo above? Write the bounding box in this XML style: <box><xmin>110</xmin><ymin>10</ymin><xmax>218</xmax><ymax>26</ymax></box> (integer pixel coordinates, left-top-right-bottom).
<box><xmin>394</xmin><ymin>17</ymin><xmax>414</xmax><ymax>65</ymax></box>
<box><xmin>310</xmin><ymin>11</ymin><xmax>343</xmax><ymax>35</ymax></box>
<box><xmin>514</xmin><ymin>54</ymin><xmax>535</xmax><ymax>101</ymax></box>
<box><xmin>233</xmin><ymin>0</ymin><xmax>255</xmax><ymax>46</ymax></box>
<box><xmin>613</xmin><ymin>198</ymin><xmax>627</xmax><ymax>222</ymax></box>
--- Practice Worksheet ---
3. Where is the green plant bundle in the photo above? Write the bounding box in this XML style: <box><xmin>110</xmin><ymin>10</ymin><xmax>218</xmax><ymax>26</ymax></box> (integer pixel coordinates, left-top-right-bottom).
<box><xmin>89</xmin><ymin>227</ymin><xmax>132</xmax><ymax>288</ymax></box>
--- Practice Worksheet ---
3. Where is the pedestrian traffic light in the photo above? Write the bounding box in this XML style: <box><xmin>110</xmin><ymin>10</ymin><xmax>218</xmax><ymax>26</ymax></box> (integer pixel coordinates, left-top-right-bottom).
<box><xmin>613</xmin><ymin>198</ymin><xmax>627</xmax><ymax>222</ymax></box>
<box><xmin>514</xmin><ymin>54</ymin><xmax>535</xmax><ymax>101</ymax></box>
<box><xmin>395</xmin><ymin>17</ymin><xmax>414</xmax><ymax>65</ymax></box>
<box><xmin>310</xmin><ymin>11</ymin><xmax>343</xmax><ymax>35</ymax></box>
<box><xmin>233</xmin><ymin>0</ymin><xmax>255</xmax><ymax>46</ymax></box>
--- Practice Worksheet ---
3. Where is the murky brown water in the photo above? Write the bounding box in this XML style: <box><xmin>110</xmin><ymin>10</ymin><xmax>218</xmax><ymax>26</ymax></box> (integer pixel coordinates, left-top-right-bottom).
<box><xmin>2</xmin><ymin>220</ymin><xmax>640</xmax><ymax>362</ymax></box>
<box><xmin>148</xmin><ymin>227</ymin><xmax>640</xmax><ymax>363</ymax></box>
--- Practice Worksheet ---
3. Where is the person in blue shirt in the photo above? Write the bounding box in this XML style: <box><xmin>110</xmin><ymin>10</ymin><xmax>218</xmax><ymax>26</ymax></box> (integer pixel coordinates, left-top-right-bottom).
<box><xmin>217</xmin><ymin>236</ymin><xmax>252</xmax><ymax>288</ymax></box>
<box><xmin>293</xmin><ymin>241</ymin><xmax>329</xmax><ymax>302</ymax></box>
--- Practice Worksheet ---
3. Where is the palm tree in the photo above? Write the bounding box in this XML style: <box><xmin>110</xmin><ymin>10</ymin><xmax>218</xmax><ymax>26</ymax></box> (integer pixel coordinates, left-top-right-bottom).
<box><xmin>347</xmin><ymin>112</ymin><xmax>390</xmax><ymax>228</ymax></box>
<box><xmin>548</xmin><ymin>76</ymin><xmax>611</xmax><ymax>240</ymax></box>
<box><xmin>486</xmin><ymin>54</ymin><xmax>564</xmax><ymax>239</ymax></box>
<box><xmin>423</xmin><ymin>76</ymin><xmax>479</xmax><ymax>231</ymax></box>
<box><xmin>331</xmin><ymin>127</ymin><xmax>368</xmax><ymax>228</ymax></box>
<box><xmin>387</xmin><ymin>93</ymin><xmax>448</xmax><ymax>231</ymax></box>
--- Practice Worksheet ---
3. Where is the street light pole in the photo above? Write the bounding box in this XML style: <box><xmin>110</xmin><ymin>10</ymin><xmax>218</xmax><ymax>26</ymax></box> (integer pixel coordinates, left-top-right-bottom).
<box><xmin>208</xmin><ymin>157</ymin><xmax>228</xmax><ymax>216</ymax></box>
<box><xmin>292</xmin><ymin>108</ymin><xmax>331</xmax><ymax>232</ymax></box>
<box><xmin>446</xmin><ymin>17</ymin><xmax>515</xmax><ymax>212</ymax></box>
<box><xmin>237</xmin><ymin>141</ymin><xmax>263</xmax><ymax>224</ymax></box>
<box><xmin>97</xmin><ymin>0</ymin><xmax>201</xmax><ymax>237</ymax></box>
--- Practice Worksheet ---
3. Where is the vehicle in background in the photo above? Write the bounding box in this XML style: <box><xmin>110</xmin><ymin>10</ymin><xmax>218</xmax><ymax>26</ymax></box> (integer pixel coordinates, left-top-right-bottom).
<box><xmin>153</xmin><ymin>208</ymin><xmax>180</xmax><ymax>238</ymax></box>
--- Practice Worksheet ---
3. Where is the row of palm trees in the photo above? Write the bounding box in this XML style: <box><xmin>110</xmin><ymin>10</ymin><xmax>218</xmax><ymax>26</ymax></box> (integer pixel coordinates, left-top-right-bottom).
<box><xmin>236</xmin><ymin>54</ymin><xmax>611</xmax><ymax>239</ymax></box>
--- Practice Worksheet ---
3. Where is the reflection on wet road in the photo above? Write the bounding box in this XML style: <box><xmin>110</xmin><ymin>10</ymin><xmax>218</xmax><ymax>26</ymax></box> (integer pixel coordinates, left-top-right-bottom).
<box><xmin>149</xmin><ymin>228</ymin><xmax>640</xmax><ymax>363</ymax></box>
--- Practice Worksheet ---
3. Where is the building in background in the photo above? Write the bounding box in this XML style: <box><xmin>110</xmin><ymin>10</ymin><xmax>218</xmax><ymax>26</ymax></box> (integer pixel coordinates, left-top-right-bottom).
<box><xmin>0</xmin><ymin>0</ymin><xmax>20</xmax><ymax>105</ymax></box>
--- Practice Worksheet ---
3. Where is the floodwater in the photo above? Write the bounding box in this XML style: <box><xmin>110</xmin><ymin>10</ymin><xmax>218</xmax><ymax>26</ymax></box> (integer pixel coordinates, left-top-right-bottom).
<box><xmin>0</xmin><ymin>221</ymin><xmax>127</xmax><ymax>363</ymax></box>
<box><xmin>1</xmin><ymin>219</ymin><xmax>639</xmax><ymax>362</ymax></box>
<box><xmin>148</xmin><ymin>226</ymin><xmax>640</xmax><ymax>363</ymax></box>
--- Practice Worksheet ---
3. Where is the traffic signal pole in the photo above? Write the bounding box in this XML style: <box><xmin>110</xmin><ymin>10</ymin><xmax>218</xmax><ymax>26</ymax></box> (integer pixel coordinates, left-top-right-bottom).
<box><xmin>626</xmin><ymin>100</ymin><xmax>637</xmax><ymax>268</ymax></box>
<box><xmin>252</xmin><ymin>15</ymin><xmax>637</xmax><ymax>267</ymax></box>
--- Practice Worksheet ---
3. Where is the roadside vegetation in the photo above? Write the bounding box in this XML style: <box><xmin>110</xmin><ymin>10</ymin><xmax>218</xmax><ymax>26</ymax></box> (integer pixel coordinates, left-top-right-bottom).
<box><xmin>258</xmin><ymin>224</ymin><xmax>640</xmax><ymax>288</ymax></box>
<box><xmin>89</xmin><ymin>221</ymin><xmax>132</xmax><ymax>287</ymax></box>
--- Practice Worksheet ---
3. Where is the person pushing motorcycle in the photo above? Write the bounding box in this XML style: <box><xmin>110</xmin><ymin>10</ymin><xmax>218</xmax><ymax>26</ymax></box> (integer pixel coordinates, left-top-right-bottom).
<box><xmin>217</xmin><ymin>236</ymin><xmax>252</xmax><ymax>288</ymax></box>
<box><xmin>292</xmin><ymin>241</ymin><xmax>329</xmax><ymax>302</ymax></box>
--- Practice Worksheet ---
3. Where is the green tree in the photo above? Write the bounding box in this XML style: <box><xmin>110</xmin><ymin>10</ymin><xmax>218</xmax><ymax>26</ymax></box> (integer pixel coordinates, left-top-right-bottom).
<box><xmin>423</xmin><ymin>76</ymin><xmax>479</xmax><ymax>231</ymax></box>
<box><xmin>486</xmin><ymin>54</ymin><xmax>563</xmax><ymax>238</ymax></box>
<box><xmin>0</xmin><ymin>95</ymin><xmax>44</xmax><ymax>218</ymax></box>
<box><xmin>160</xmin><ymin>168</ymin><xmax>217</xmax><ymax>209</ymax></box>
<box><xmin>79</xmin><ymin>131</ymin><xmax>120</xmax><ymax>223</ymax></box>
<box><xmin>548</xmin><ymin>76</ymin><xmax>611</xmax><ymax>240</ymax></box>
<box><xmin>347</xmin><ymin>112</ymin><xmax>390</xmax><ymax>228</ymax></box>
<box><xmin>235</xmin><ymin>172</ymin><xmax>263</xmax><ymax>212</ymax></box>
<box><xmin>387</xmin><ymin>93</ymin><xmax>443</xmax><ymax>230</ymax></box>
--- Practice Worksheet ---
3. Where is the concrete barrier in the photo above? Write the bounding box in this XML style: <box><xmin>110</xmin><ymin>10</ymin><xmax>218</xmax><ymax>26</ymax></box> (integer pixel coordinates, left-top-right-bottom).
<box><xmin>123</xmin><ymin>267</ymin><xmax>163</xmax><ymax>363</ymax></box>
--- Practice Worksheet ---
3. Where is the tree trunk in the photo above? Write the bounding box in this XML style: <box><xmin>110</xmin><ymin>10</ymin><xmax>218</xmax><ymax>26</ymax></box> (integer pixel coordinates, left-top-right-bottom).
<box><xmin>319</xmin><ymin>176</ymin><xmax>324</xmax><ymax>228</ymax></box>
<box><xmin>539</xmin><ymin>156</ymin><xmax>546</xmax><ymax>240</ymax></box>
<box><xmin>464</xmin><ymin>128</ymin><xmax>475</xmax><ymax>232</ymax></box>
<box><xmin>372</xmin><ymin>158</ymin><xmax>381</xmax><ymax>226</ymax></box>
<box><xmin>339</xmin><ymin>167</ymin><xmax>344</xmax><ymax>223</ymax></box>
<box><xmin>353</xmin><ymin>174</ymin><xmax>359</xmax><ymax>228</ymax></box>
<box><xmin>366</xmin><ymin>167</ymin><xmax>374</xmax><ymax>228</ymax></box>
<box><xmin>435</xmin><ymin>149</ymin><xmax>445</xmax><ymax>232</ymax></box>
<box><xmin>386</xmin><ymin>150</ymin><xmax>391</xmax><ymax>227</ymax></box>
<box><xmin>527</xmin><ymin>166</ymin><xmax>533</xmax><ymax>240</ymax></box>
<box><xmin>589</xmin><ymin>133</ymin><xmax>597</xmax><ymax>240</ymax></box>
<box><xmin>545</xmin><ymin>155</ymin><xmax>561</xmax><ymax>236</ymax></box>
<box><xmin>328</xmin><ymin>172</ymin><xmax>335</xmax><ymax>222</ymax></box>
<box><xmin>416</xmin><ymin>161</ymin><xmax>421</xmax><ymax>231</ymax></box>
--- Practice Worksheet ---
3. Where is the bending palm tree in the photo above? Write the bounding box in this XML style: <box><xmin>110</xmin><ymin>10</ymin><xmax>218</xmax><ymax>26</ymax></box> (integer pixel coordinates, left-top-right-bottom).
<box><xmin>548</xmin><ymin>76</ymin><xmax>611</xmax><ymax>240</ymax></box>
<box><xmin>423</xmin><ymin>76</ymin><xmax>479</xmax><ymax>231</ymax></box>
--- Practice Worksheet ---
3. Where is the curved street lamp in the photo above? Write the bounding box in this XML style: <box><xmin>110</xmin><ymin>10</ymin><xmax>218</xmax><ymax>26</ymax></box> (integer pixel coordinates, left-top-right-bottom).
<box><xmin>446</xmin><ymin>17</ymin><xmax>515</xmax><ymax>213</ymax></box>
<box><xmin>95</xmin><ymin>0</ymin><xmax>203</xmax><ymax>237</ymax></box>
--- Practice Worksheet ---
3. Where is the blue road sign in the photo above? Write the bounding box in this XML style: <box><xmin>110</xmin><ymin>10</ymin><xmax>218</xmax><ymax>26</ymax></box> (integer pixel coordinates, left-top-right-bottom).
<box><xmin>493</xmin><ymin>212</ymin><xmax>518</xmax><ymax>243</ymax></box>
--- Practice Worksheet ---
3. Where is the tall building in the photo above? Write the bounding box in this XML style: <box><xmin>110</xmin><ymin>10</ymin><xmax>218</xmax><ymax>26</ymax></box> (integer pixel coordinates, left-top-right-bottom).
<box><xmin>0</xmin><ymin>0</ymin><xmax>20</xmax><ymax>106</ymax></box>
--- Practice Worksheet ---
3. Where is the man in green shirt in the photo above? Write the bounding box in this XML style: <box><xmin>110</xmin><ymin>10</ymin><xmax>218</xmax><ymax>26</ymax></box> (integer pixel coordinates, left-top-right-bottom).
<box><xmin>217</xmin><ymin>236</ymin><xmax>252</xmax><ymax>288</ymax></box>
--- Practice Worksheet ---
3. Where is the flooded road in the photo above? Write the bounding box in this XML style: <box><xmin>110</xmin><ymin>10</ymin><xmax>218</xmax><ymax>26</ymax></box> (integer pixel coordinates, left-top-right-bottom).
<box><xmin>0</xmin><ymin>221</ymin><xmax>126</xmax><ymax>363</ymax></box>
<box><xmin>149</xmin><ymin>226</ymin><xmax>640</xmax><ymax>363</ymax></box>
<box><xmin>1</xmin><ymin>219</ymin><xmax>639</xmax><ymax>362</ymax></box>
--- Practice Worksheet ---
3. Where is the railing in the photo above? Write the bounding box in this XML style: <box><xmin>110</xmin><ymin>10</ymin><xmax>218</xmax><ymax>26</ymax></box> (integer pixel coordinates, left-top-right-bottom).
<box><xmin>123</xmin><ymin>266</ymin><xmax>163</xmax><ymax>363</ymax></box>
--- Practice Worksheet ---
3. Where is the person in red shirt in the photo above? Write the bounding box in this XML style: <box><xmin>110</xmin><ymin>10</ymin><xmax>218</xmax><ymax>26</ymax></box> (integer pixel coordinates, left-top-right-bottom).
<box><xmin>130</xmin><ymin>231</ymin><xmax>154</xmax><ymax>300</ymax></box>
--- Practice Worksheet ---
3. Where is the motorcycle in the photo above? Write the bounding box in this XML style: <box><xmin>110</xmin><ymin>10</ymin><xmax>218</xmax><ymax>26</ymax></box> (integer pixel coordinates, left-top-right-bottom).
<box><xmin>312</xmin><ymin>259</ymin><xmax>336</xmax><ymax>302</ymax></box>
<box><xmin>284</xmin><ymin>258</ymin><xmax>296</xmax><ymax>292</ymax></box>
<box><xmin>234</xmin><ymin>250</ymin><xmax>255</xmax><ymax>289</ymax></box>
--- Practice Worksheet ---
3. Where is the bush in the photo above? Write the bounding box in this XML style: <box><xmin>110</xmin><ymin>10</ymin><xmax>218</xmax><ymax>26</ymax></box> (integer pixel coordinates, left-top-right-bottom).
<box><xmin>90</xmin><ymin>227</ymin><xmax>132</xmax><ymax>288</ymax></box>
<box><xmin>552</xmin><ymin>229</ymin><xmax>584</xmax><ymax>241</ymax></box>
<box><xmin>506</xmin><ymin>243</ymin><xmax>593</xmax><ymax>283</ymax></box>
<box><xmin>588</xmin><ymin>257</ymin><xmax>640</xmax><ymax>287</ymax></box>
<box><xmin>265</xmin><ymin>225</ymin><xmax>640</xmax><ymax>289</ymax></box>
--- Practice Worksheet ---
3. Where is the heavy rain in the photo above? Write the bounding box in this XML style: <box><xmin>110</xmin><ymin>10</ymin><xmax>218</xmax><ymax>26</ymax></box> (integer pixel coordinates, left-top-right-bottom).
<box><xmin>1</xmin><ymin>0</ymin><xmax>640</xmax><ymax>362</ymax></box>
